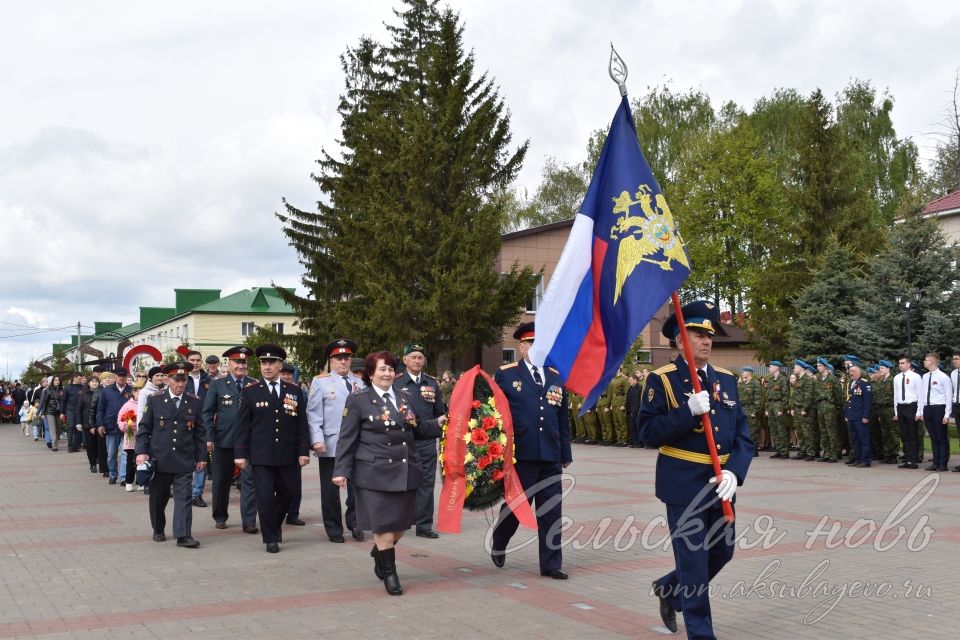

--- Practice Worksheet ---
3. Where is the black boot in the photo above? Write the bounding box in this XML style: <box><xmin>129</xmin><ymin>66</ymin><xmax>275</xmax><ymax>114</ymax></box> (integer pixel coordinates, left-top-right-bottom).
<box><xmin>370</xmin><ymin>545</ymin><xmax>385</xmax><ymax>580</ymax></box>
<box><xmin>380</xmin><ymin>547</ymin><xmax>403</xmax><ymax>596</ymax></box>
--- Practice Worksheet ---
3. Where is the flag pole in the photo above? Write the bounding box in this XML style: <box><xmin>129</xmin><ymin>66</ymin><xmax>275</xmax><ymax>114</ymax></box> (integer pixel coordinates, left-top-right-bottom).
<box><xmin>671</xmin><ymin>293</ymin><xmax>735</xmax><ymax>523</ymax></box>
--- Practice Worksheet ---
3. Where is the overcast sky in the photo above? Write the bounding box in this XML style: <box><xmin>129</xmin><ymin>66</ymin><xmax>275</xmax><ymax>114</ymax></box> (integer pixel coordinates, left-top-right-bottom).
<box><xmin>2</xmin><ymin>0</ymin><xmax>957</xmax><ymax>379</ymax></box>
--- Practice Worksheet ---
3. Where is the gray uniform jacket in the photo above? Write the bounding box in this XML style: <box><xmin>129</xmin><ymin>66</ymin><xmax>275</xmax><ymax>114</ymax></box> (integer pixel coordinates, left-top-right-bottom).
<box><xmin>333</xmin><ymin>386</ymin><xmax>442</xmax><ymax>492</ymax></box>
<box><xmin>136</xmin><ymin>390</ymin><xmax>205</xmax><ymax>474</ymax></box>
<box><xmin>306</xmin><ymin>372</ymin><xmax>365</xmax><ymax>458</ymax></box>
<box><xmin>201</xmin><ymin>375</ymin><xmax>256</xmax><ymax>448</ymax></box>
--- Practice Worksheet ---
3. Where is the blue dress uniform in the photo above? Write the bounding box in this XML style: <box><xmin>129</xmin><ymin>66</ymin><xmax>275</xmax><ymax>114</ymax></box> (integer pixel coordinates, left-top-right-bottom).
<box><xmin>394</xmin><ymin>344</ymin><xmax>448</xmax><ymax>537</ymax></box>
<box><xmin>844</xmin><ymin>374</ymin><xmax>873</xmax><ymax>467</ymax></box>
<box><xmin>235</xmin><ymin>365</ymin><xmax>311</xmax><ymax>548</ymax></box>
<box><xmin>637</xmin><ymin>302</ymin><xmax>754</xmax><ymax>640</ymax></box>
<box><xmin>201</xmin><ymin>346</ymin><xmax>257</xmax><ymax>529</ymax></box>
<box><xmin>491</xmin><ymin>323</ymin><xmax>572</xmax><ymax>577</ymax></box>
<box><xmin>136</xmin><ymin>380</ymin><xmax>205</xmax><ymax>543</ymax></box>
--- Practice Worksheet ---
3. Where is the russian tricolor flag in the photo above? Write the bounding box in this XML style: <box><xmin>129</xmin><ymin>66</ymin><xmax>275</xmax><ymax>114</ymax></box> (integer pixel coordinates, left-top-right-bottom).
<box><xmin>530</xmin><ymin>96</ymin><xmax>691</xmax><ymax>411</ymax></box>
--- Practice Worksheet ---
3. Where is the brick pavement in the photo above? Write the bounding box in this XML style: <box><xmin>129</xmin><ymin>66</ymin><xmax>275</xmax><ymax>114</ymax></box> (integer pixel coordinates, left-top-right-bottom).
<box><xmin>1</xmin><ymin>425</ymin><xmax>957</xmax><ymax>639</ymax></box>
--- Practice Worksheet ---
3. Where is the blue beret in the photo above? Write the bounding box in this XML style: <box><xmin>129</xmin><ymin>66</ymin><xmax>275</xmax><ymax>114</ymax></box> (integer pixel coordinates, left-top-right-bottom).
<box><xmin>878</xmin><ymin>360</ymin><xmax>893</xmax><ymax>368</ymax></box>
<box><xmin>843</xmin><ymin>354</ymin><xmax>861</xmax><ymax>365</ymax></box>
<box><xmin>804</xmin><ymin>362</ymin><xmax>817</xmax><ymax>373</ymax></box>
<box><xmin>866</xmin><ymin>366</ymin><xmax>877</xmax><ymax>373</ymax></box>
<box><xmin>794</xmin><ymin>358</ymin><xmax>810</xmax><ymax>370</ymax></box>
<box><xmin>816</xmin><ymin>357</ymin><xmax>830</xmax><ymax>367</ymax></box>
<box><xmin>826</xmin><ymin>363</ymin><xmax>835</xmax><ymax>372</ymax></box>
<box><xmin>769</xmin><ymin>360</ymin><xmax>783</xmax><ymax>367</ymax></box>
<box><xmin>740</xmin><ymin>366</ymin><xmax>754</xmax><ymax>373</ymax></box>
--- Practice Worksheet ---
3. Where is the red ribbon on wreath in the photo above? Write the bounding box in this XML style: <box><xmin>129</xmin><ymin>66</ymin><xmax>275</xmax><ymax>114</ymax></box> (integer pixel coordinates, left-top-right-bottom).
<box><xmin>437</xmin><ymin>365</ymin><xmax>536</xmax><ymax>533</ymax></box>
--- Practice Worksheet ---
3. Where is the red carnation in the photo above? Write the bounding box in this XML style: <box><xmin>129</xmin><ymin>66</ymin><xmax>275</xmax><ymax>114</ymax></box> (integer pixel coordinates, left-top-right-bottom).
<box><xmin>471</xmin><ymin>400</ymin><xmax>482</xmax><ymax>409</ymax></box>
<box><xmin>470</xmin><ymin>429</ymin><xmax>489</xmax><ymax>445</ymax></box>
<box><xmin>492</xmin><ymin>469</ymin><xmax>505</xmax><ymax>481</ymax></box>
<box><xmin>482</xmin><ymin>416</ymin><xmax>496</xmax><ymax>430</ymax></box>
<box><xmin>477</xmin><ymin>454</ymin><xmax>493</xmax><ymax>469</ymax></box>
<box><xmin>487</xmin><ymin>442</ymin><xmax>504</xmax><ymax>458</ymax></box>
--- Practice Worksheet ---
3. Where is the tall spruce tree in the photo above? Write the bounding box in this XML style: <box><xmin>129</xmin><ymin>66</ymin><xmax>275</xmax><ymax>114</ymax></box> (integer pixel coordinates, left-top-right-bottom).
<box><xmin>277</xmin><ymin>0</ymin><xmax>537</xmax><ymax>369</ymax></box>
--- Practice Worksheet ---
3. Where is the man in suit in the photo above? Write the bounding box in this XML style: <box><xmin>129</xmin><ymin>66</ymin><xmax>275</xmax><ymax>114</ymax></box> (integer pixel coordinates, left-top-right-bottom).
<box><xmin>201</xmin><ymin>346</ymin><xmax>258</xmax><ymax>533</ymax></box>
<box><xmin>638</xmin><ymin>300</ymin><xmax>754</xmax><ymax>638</ymax></box>
<box><xmin>185</xmin><ymin>351</ymin><xmax>212</xmax><ymax>507</ymax></box>
<box><xmin>234</xmin><ymin>344</ymin><xmax>311</xmax><ymax>553</ymax></box>
<box><xmin>491</xmin><ymin>322</ymin><xmax>572</xmax><ymax>580</ymax></box>
<box><xmin>394</xmin><ymin>342</ymin><xmax>448</xmax><ymax>539</ymax></box>
<box><xmin>307</xmin><ymin>338</ymin><xmax>365</xmax><ymax>542</ymax></box>
<box><xmin>844</xmin><ymin>361</ymin><xmax>873</xmax><ymax>468</ymax></box>
<box><xmin>135</xmin><ymin>362</ymin><xmax>206</xmax><ymax>548</ymax></box>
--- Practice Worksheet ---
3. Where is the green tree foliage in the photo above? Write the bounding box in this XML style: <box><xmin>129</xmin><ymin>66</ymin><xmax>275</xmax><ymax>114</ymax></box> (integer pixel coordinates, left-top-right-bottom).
<box><xmin>788</xmin><ymin>240</ymin><xmax>868</xmax><ymax>359</ymax></box>
<box><xmin>926</xmin><ymin>70</ymin><xmax>960</xmax><ymax>196</ymax></box>
<box><xmin>276</xmin><ymin>0</ymin><xmax>538</xmax><ymax>371</ymax></box>
<box><xmin>241</xmin><ymin>324</ymin><xmax>288</xmax><ymax>379</ymax></box>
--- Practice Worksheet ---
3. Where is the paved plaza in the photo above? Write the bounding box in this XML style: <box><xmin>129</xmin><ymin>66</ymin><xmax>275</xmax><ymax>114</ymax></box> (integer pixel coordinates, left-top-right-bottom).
<box><xmin>1</xmin><ymin>425</ymin><xmax>957</xmax><ymax>639</ymax></box>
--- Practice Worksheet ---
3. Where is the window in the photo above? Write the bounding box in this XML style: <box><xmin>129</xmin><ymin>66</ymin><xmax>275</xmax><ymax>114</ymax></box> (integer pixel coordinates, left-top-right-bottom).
<box><xmin>502</xmin><ymin>348</ymin><xmax>515</xmax><ymax>364</ymax></box>
<box><xmin>634</xmin><ymin>349</ymin><xmax>652</xmax><ymax>364</ymax></box>
<box><xmin>272</xmin><ymin>322</ymin><xmax>284</xmax><ymax>335</ymax></box>
<box><xmin>182</xmin><ymin>324</ymin><xmax>189</xmax><ymax>340</ymax></box>
<box><xmin>241</xmin><ymin>322</ymin><xmax>257</xmax><ymax>337</ymax></box>
<box><xmin>526</xmin><ymin>274</ymin><xmax>544</xmax><ymax>313</ymax></box>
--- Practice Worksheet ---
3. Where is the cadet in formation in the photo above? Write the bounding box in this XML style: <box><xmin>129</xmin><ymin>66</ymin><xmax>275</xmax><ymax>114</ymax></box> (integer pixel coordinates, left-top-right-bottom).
<box><xmin>764</xmin><ymin>361</ymin><xmax>790</xmax><ymax>458</ymax></box>
<box><xmin>737</xmin><ymin>366</ymin><xmax>762</xmax><ymax>457</ymax></box>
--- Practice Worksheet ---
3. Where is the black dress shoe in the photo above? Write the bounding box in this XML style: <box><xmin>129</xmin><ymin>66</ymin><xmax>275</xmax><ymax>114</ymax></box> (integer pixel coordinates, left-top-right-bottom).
<box><xmin>266</xmin><ymin>542</ymin><xmax>280</xmax><ymax>553</ymax></box>
<box><xmin>351</xmin><ymin>528</ymin><xmax>365</xmax><ymax>541</ymax></box>
<box><xmin>938</xmin><ymin>465</ymin><xmax>948</xmax><ymax>472</ymax></box>
<box><xmin>108</xmin><ymin>477</ymin><xmax>117</xmax><ymax>484</ymax></box>
<box><xmin>242</xmin><ymin>524</ymin><xmax>259</xmax><ymax>534</ymax></box>
<box><xmin>541</xmin><ymin>569</ymin><xmax>568</xmax><ymax>579</ymax></box>
<box><xmin>285</xmin><ymin>516</ymin><xmax>305</xmax><ymax>526</ymax></box>
<box><xmin>898</xmin><ymin>462</ymin><xmax>917</xmax><ymax>469</ymax></box>
<box><xmin>152</xmin><ymin>533</ymin><xmax>166</xmax><ymax>542</ymax></box>
<box><xmin>416</xmin><ymin>529</ymin><xmax>439</xmax><ymax>539</ymax></box>
<box><xmin>491</xmin><ymin>549</ymin><xmax>505</xmax><ymax>568</ymax></box>
<box><xmin>143</xmin><ymin>487</ymin><xmax>150</xmax><ymax>495</ymax></box>
<box><xmin>653</xmin><ymin>581</ymin><xmax>678</xmax><ymax>633</ymax></box>
<box><xmin>176</xmin><ymin>536</ymin><xmax>200</xmax><ymax>548</ymax></box>
<box><xmin>215</xmin><ymin>522</ymin><xmax>228</xmax><ymax>530</ymax></box>
<box><xmin>328</xmin><ymin>534</ymin><xmax>345</xmax><ymax>543</ymax></box>
<box><xmin>925</xmin><ymin>464</ymin><xmax>939</xmax><ymax>471</ymax></box>
<box><xmin>192</xmin><ymin>496</ymin><xmax>207</xmax><ymax>508</ymax></box>
<box><xmin>952</xmin><ymin>465</ymin><xmax>960</xmax><ymax>472</ymax></box>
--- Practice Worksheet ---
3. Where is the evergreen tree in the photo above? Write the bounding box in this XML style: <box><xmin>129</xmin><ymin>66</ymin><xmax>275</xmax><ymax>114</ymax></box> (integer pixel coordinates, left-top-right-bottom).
<box><xmin>277</xmin><ymin>0</ymin><xmax>537</xmax><ymax>370</ymax></box>
<box><xmin>788</xmin><ymin>240</ymin><xmax>868</xmax><ymax>359</ymax></box>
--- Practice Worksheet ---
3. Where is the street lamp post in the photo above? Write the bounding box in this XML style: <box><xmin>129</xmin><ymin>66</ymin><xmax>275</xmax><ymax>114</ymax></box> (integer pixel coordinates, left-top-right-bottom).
<box><xmin>894</xmin><ymin>288</ymin><xmax>922</xmax><ymax>362</ymax></box>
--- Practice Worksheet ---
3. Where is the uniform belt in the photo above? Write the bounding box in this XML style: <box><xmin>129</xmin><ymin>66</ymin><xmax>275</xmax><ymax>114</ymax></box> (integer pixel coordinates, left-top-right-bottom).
<box><xmin>658</xmin><ymin>445</ymin><xmax>730</xmax><ymax>465</ymax></box>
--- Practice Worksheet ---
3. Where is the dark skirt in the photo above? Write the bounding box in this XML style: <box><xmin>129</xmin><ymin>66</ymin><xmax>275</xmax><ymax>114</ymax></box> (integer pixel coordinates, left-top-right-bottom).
<box><xmin>355</xmin><ymin>486</ymin><xmax>416</xmax><ymax>533</ymax></box>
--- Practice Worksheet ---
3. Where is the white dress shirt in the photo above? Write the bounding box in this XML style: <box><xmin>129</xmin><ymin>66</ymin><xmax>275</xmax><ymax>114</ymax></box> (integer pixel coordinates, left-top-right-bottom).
<box><xmin>892</xmin><ymin>370</ymin><xmax>922</xmax><ymax>406</ymax></box>
<box><xmin>951</xmin><ymin>369</ymin><xmax>960</xmax><ymax>405</ymax></box>
<box><xmin>918</xmin><ymin>369</ymin><xmax>954</xmax><ymax>413</ymax></box>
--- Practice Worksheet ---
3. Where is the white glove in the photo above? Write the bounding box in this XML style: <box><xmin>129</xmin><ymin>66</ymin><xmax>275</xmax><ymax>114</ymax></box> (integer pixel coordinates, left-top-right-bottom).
<box><xmin>709</xmin><ymin>470</ymin><xmax>737</xmax><ymax>502</ymax></box>
<box><xmin>687</xmin><ymin>390</ymin><xmax>710</xmax><ymax>416</ymax></box>
<box><xmin>76</xmin><ymin>425</ymin><xmax>83</xmax><ymax>431</ymax></box>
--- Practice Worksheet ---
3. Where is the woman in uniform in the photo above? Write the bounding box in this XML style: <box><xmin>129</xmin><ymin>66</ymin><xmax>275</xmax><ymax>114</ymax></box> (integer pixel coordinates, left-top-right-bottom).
<box><xmin>333</xmin><ymin>351</ymin><xmax>447</xmax><ymax>596</ymax></box>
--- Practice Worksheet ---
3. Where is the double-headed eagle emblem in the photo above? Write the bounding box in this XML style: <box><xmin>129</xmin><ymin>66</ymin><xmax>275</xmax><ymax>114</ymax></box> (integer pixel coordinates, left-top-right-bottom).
<box><xmin>610</xmin><ymin>184</ymin><xmax>689</xmax><ymax>304</ymax></box>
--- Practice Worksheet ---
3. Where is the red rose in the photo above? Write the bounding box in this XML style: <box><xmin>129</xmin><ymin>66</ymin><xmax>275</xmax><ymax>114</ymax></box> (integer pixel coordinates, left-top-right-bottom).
<box><xmin>492</xmin><ymin>469</ymin><xmax>505</xmax><ymax>481</ymax></box>
<box><xmin>470</xmin><ymin>429</ymin><xmax>489</xmax><ymax>445</ymax></box>
<box><xmin>482</xmin><ymin>416</ymin><xmax>496</xmax><ymax>430</ymax></box>
<box><xmin>477</xmin><ymin>454</ymin><xmax>493</xmax><ymax>469</ymax></box>
<box><xmin>487</xmin><ymin>442</ymin><xmax>504</xmax><ymax>458</ymax></box>
<box><xmin>471</xmin><ymin>400</ymin><xmax>482</xmax><ymax>409</ymax></box>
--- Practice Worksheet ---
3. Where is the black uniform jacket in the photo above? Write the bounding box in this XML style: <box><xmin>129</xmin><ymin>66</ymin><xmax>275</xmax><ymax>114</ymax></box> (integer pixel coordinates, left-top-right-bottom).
<box><xmin>333</xmin><ymin>386</ymin><xmax>442</xmax><ymax>492</ymax></box>
<box><xmin>234</xmin><ymin>379</ymin><xmax>310</xmax><ymax>466</ymax></box>
<box><xmin>135</xmin><ymin>391</ymin><xmax>205</xmax><ymax>474</ymax></box>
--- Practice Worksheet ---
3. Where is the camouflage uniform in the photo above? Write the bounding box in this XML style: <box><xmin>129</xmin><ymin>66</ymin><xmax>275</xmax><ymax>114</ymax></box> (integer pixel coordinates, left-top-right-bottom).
<box><xmin>609</xmin><ymin>374</ymin><xmax>629</xmax><ymax>445</ymax></box>
<box><xmin>872</xmin><ymin>374</ymin><xmax>898</xmax><ymax>461</ymax></box>
<box><xmin>738</xmin><ymin>376</ymin><xmax>763</xmax><ymax>447</ymax></box>
<box><xmin>581</xmin><ymin>402</ymin><xmax>600</xmax><ymax>443</ymax></box>
<box><xmin>794</xmin><ymin>372</ymin><xmax>818</xmax><ymax>458</ymax></box>
<box><xmin>764</xmin><ymin>373</ymin><xmax>790</xmax><ymax>456</ymax></box>
<box><xmin>815</xmin><ymin>371</ymin><xmax>841</xmax><ymax>461</ymax></box>
<box><xmin>596</xmin><ymin>385</ymin><xmax>615</xmax><ymax>444</ymax></box>
<box><xmin>568</xmin><ymin>391</ymin><xmax>582</xmax><ymax>442</ymax></box>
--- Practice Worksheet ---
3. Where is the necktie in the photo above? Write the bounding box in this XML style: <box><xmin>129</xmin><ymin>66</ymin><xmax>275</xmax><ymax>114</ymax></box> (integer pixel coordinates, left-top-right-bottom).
<box><xmin>270</xmin><ymin>381</ymin><xmax>278</xmax><ymax>399</ymax></box>
<box><xmin>954</xmin><ymin>372</ymin><xmax>959</xmax><ymax>403</ymax></box>
<box><xmin>531</xmin><ymin>365</ymin><xmax>543</xmax><ymax>386</ymax></box>
<box><xmin>413</xmin><ymin>376</ymin><xmax>420</xmax><ymax>386</ymax></box>
<box><xmin>901</xmin><ymin>374</ymin><xmax>905</xmax><ymax>403</ymax></box>
<box><xmin>926</xmin><ymin>375</ymin><xmax>932</xmax><ymax>405</ymax></box>
<box><xmin>697</xmin><ymin>369</ymin><xmax>708</xmax><ymax>391</ymax></box>
<box><xmin>173</xmin><ymin>396</ymin><xmax>180</xmax><ymax>410</ymax></box>
<box><xmin>383</xmin><ymin>392</ymin><xmax>397</xmax><ymax>412</ymax></box>
<box><xmin>343</xmin><ymin>376</ymin><xmax>352</xmax><ymax>395</ymax></box>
